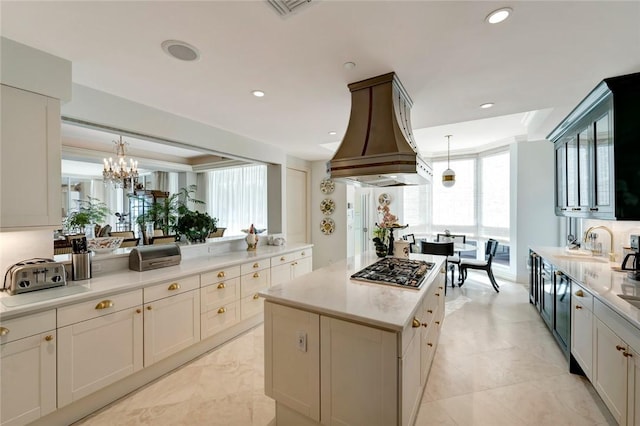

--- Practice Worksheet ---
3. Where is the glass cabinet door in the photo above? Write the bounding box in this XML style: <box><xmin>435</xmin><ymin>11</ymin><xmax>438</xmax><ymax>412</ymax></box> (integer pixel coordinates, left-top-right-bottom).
<box><xmin>577</xmin><ymin>127</ymin><xmax>591</xmax><ymax>210</ymax></box>
<box><xmin>593</xmin><ymin>111</ymin><xmax>614</xmax><ymax>215</ymax></box>
<box><xmin>555</xmin><ymin>141</ymin><xmax>567</xmax><ymax>214</ymax></box>
<box><xmin>566</xmin><ymin>136</ymin><xmax>578</xmax><ymax>209</ymax></box>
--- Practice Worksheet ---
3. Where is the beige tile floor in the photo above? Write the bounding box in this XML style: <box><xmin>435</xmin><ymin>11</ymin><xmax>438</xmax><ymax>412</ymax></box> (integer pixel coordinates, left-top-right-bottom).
<box><xmin>75</xmin><ymin>271</ymin><xmax>616</xmax><ymax>426</ymax></box>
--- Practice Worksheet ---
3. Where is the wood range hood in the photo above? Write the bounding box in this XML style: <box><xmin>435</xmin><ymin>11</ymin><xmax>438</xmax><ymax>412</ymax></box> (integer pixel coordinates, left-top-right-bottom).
<box><xmin>328</xmin><ymin>72</ymin><xmax>432</xmax><ymax>187</ymax></box>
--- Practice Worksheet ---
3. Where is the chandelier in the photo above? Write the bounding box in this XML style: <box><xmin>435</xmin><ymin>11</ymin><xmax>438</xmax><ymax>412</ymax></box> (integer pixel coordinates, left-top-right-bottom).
<box><xmin>103</xmin><ymin>136</ymin><xmax>139</xmax><ymax>189</ymax></box>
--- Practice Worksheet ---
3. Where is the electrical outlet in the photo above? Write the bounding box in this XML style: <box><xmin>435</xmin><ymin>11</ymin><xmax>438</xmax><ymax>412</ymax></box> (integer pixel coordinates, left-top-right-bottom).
<box><xmin>296</xmin><ymin>331</ymin><xmax>307</xmax><ymax>352</ymax></box>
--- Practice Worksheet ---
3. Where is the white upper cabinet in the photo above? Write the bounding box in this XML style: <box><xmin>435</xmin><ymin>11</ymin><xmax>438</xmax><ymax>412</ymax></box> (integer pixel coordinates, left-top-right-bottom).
<box><xmin>1</xmin><ymin>85</ymin><xmax>61</xmax><ymax>230</ymax></box>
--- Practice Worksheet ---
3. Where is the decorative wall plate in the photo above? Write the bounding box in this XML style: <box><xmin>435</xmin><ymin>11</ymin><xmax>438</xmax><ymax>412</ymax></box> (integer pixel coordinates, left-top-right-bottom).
<box><xmin>320</xmin><ymin>198</ymin><xmax>335</xmax><ymax>215</ymax></box>
<box><xmin>320</xmin><ymin>218</ymin><xmax>335</xmax><ymax>235</ymax></box>
<box><xmin>378</xmin><ymin>193</ymin><xmax>392</xmax><ymax>205</ymax></box>
<box><xmin>320</xmin><ymin>178</ymin><xmax>335</xmax><ymax>194</ymax></box>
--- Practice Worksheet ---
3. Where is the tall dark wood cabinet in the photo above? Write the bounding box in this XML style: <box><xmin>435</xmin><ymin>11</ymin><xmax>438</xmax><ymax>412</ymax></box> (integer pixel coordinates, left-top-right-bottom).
<box><xmin>548</xmin><ymin>71</ymin><xmax>640</xmax><ymax>220</ymax></box>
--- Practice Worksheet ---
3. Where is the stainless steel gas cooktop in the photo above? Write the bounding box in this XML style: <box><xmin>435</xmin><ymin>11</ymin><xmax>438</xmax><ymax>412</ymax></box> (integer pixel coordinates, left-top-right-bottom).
<box><xmin>351</xmin><ymin>257</ymin><xmax>435</xmax><ymax>289</ymax></box>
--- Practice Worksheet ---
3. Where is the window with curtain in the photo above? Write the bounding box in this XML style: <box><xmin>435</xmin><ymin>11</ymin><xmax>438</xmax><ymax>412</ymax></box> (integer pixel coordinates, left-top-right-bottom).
<box><xmin>431</xmin><ymin>158</ymin><xmax>476</xmax><ymax>233</ymax></box>
<box><xmin>206</xmin><ymin>164</ymin><xmax>267</xmax><ymax>236</ymax></box>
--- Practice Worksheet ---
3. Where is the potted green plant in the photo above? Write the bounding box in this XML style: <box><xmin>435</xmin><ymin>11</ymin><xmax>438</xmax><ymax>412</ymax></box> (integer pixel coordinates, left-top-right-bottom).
<box><xmin>64</xmin><ymin>196</ymin><xmax>110</xmax><ymax>235</ymax></box>
<box><xmin>175</xmin><ymin>210</ymin><xmax>218</xmax><ymax>243</ymax></box>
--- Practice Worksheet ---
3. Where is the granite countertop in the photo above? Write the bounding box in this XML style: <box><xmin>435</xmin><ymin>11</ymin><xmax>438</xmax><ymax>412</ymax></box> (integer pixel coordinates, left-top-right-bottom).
<box><xmin>0</xmin><ymin>243</ymin><xmax>313</xmax><ymax>321</ymax></box>
<box><xmin>532</xmin><ymin>246</ymin><xmax>640</xmax><ymax>331</ymax></box>
<box><xmin>259</xmin><ymin>252</ymin><xmax>446</xmax><ymax>332</ymax></box>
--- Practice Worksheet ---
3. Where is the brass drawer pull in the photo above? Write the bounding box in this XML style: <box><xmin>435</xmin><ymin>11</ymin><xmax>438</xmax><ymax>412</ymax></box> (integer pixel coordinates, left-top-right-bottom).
<box><xmin>575</xmin><ymin>305</ymin><xmax>583</xmax><ymax>310</ymax></box>
<box><xmin>136</xmin><ymin>309</ymin><xmax>142</xmax><ymax>314</ymax></box>
<box><xmin>412</xmin><ymin>318</ymin><xmax>421</xmax><ymax>328</ymax></box>
<box><xmin>253</xmin><ymin>272</ymin><xmax>260</xmax><ymax>278</ymax></box>
<box><xmin>624</xmin><ymin>352</ymin><xmax>634</xmax><ymax>358</ymax></box>
<box><xmin>0</xmin><ymin>327</ymin><xmax>9</xmax><ymax>336</ymax></box>
<box><xmin>435</xmin><ymin>293</ymin><xmax>440</xmax><ymax>297</ymax></box>
<box><xmin>253</xmin><ymin>262</ymin><xmax>260</xmax><ymax>268</ymax></box>
<box><xmin>95</xmin><ymin>300</ymin><xmax>114</xmax><ymax>310</ymax></box>
<box><xmin>45</xmin><ymin>335</ymin><xmax>53</xmax><ymax>342</ymax></box>
<box><xmin>435</xmin><ymin>321</ymin><xmax>441</xmax><ymax>325</ymax></box>
<box><xmin>427</xmin><ymin>342</ymin><xmax>433</xmax><ymax>347</ymax></box>
<box><xmin>217</xmin><ymin>282</ymin><xmax>226</xmax><ymax>289</ymax></box>
<box><xmin>253</xmin><ymin>293</ymin><xmax>260</xmax><ymax>300</ymax></box>
<box><xmin>616</xmin><ymin>345</ymin><xmax>625</xmax><ymax>351</ymax></box>
<box><xmin>438</xmin><ymin>286</ymin><xmax>443</xmax><ymax>290</ymax></box>
<box><xmin>555</xmin><ymin>271</ymin><xmax>563</xmax><ymax>276</ymax></box>
<box><xmin>575</xmin><ymin>290</ymin><xmax>584</xmax><ymax>297</ymax></box>
<box><xmin>301</xmin><ymin>251</ymin><xmax>305</xmax><ymax>256</ymax></box>
<box><xmin>147</xmin><ymin>306</ymin><xmax>152</xmax><ymax>310</ymax></box>
<box><xmin>218</xmin><ymin>307</ymin><xmax>226</xmax><ymax>314</ymax></box>
<box><xmin>217</xmin><ymin>271</ymin><xmax>226</xmax><ymax>278</ymax></box>
<box><xmin>427</xmin><ymin>309</ymin><xmax>433</xmax><ymax>314</ymax></box>
<box><xmin>280</xmin><ymin>256</ymin><xmax>286</xmax><ymax>261</ymax></box>
<box><xmin>168</xmin><ymin>283</ymin><xmax>181</xmax><ymax>291</ymax></box>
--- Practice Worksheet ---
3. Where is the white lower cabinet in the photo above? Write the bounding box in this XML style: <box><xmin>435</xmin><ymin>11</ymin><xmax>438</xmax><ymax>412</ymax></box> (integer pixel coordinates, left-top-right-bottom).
<box><xmin>270</xmin><ymin>249</ymin><xmax>313</xmax><ymax>287</ymax></box>
<box><xmin>571</xmin><ymin>282</ymin><xmax>594</xmax><ymax>380</ymax></box>
<box><xmin>594</xmin><ymin>317</ymin><xmax>629</xmax><ymax>424</ymax></box>
<box><xmin>143</xmin><ymin>277</ymin><xmax>201</xmax><ymax>366</ymax></box>
<box><xmin>57</xmin><ymin>291</ymin><xmax>143</xmax><ymax>407</ymax></box>
<box><xmin>0</xmin><ymin>311</ymin><xmax>56</xmax><ymax>426</ymax></box>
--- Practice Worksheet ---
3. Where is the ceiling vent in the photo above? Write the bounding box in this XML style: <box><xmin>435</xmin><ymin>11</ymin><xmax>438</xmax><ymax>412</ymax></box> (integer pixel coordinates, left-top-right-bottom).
<box><xmin>266</xmin><ymin>0</ymin><xmax>314</xmax><ymax>17</ymax></box>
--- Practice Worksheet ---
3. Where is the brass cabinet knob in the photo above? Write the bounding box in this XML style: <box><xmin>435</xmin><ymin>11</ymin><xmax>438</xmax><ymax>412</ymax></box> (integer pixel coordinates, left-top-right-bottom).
<box><xmin>438</xmin><ymin>286</ymin><xmax>444</xmax><ymax>290</ymax></box>
<box><xmin>218</xmin><ymin>307</ymin><xmax>226</xmax><ymax>314</ymax></box>
<box><xmin>253</xmin><ymin>293</ymin><xmax>260</xmax><ymax>300</ymax></box>
<box><xmin>136</xmin><ymin>309</ymin><xmax>142</xmax><ymax>314</ymax></box>
<box><xmin>624</xmin><ymin>352</ymin><xmax>634</xmax><ymax>358</ymax></box>
<box><xmin>147</xmin><ymin>306</ymin><xmax>152</xmax><ymax>310</ymax></box>
<box><xmin>253</xmin><ymin>272</ymin><xmax>260</xmax><ymax>278</ymax></box>
<box><xmin>301</xmin><ymin>252</ymin><xmax>306</xmax><ymax>256</ymax></box>
<box><xmin>280</xmin><ymin>256</ymin><xmax>286</xmax><ymax>261</ymax></box>
<box><xmin>412</xmin><ymin>318</ymin><xmax>421</xmax><ymax>328</ymax></box>
<box><xmin>0</xmin><ymin>327</ymin><xmax>8</xmax><ymax>336</ymax></box>
<box><xmin>253</xmin><ymin>262</ymin><xmax>260</xmax><ymax>268</ymax></box>
<box><xmin>217</xmin><ymin>271</ymin><xmax>226</xmax><ymax>278</ymax></box>
<box><xmin>168</xmin><ymin>282</ymin><xmax>181</xmax><ymax>291</ymax></box>
<box><xmin>45</xmin><ymin>335</ymin><xmax>53</xmax><ymax>342</ymax></box>
<box><xmin>575</xmin><ymin>290</ymin><xmax>585</xmax><ymax>297</ymax></box>
<box><xmin>616</xmin><ymin>345</ymin><xmax>626</xmax><ymax>351</ymax></box>
<box><xmin>95</xmin><ymin>300</ymin><xmax>114</xmax><ymax>310</ymax></box>
<box><xmin>217</xmin><ymin>282</ymin><xmax>226</xmax><ymax>289</ymax></box>
<box><xmin>293</xmin><ymin>261</ymin><xmax>298</xmax><ymax>266</ymax></box>
<box><xmin>555</xmin><ymin>271</ymin><xmax>563</xmax><ymax>276</ymax></box>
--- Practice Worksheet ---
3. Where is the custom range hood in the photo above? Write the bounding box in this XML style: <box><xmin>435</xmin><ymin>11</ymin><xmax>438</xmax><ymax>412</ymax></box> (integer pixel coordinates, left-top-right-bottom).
<box><xmin>328</xmin><ymin>72</ymin><xmax>432</xmax><ymax>187</ymax></box>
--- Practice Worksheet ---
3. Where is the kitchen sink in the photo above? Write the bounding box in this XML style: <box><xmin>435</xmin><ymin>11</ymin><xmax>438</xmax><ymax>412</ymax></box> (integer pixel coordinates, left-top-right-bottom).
<box><xmin>617</xmin><ymin>294</ymin><xmax>640</xmax><ymax>309</ymax></box>
<box><xmin>553</xmin><ymin>255</ymin><xmax>609</xmax><ymax>263</ymax></box>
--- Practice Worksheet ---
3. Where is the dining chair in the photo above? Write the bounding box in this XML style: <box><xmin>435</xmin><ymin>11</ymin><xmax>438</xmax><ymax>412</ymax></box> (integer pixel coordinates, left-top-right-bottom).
<box><xmin>119</xmin><ymin>238</ymin><xmax>140</xmax><ymax>248</ymax></box>
<box><xmin>208</xmin><ymin>227</ymin><xmax>226</xmax><ymax>238</ymax></box>
<box><xmin>151</xmin><ymin>235</ymin><xmax>177</xmax><ymax>245</ymax></box>
<box><xmin>458</xmin><ymin>239</ymin><xmax>500</xmax><ymax>292</ymax></box>
<box><xmin>420</xmin><ymin>241</ymin><xmax>455</xmax><ymax>293</ymax></box>
<box><xmin>110</xmin><ymin>231</ymin><xmax>135</xmax><ymax>239</ymax></box>
<box><xmin>436</xmin><ymin>233</ymin><xmax>466</xmax><ymax>283</ymax></box>
<box><xmin>403</xmin><ymin>233</ymin><xmax>416</xmax><ymax>253</ymax></box>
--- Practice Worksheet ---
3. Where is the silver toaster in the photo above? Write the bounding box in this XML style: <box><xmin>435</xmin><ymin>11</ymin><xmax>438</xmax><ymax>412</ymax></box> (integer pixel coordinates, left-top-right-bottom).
<box><xmin>129</xmin><ymin>244</ymin><xmax>181</xmax><ymax>271</ymax></box>
<box><xmin>3</xmin><ymin>259</ymin><xmax>67</xmax><ymax>295</ymax></box>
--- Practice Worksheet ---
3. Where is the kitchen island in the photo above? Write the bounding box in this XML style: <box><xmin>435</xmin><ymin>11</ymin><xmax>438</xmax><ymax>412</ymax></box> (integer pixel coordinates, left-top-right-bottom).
<box><xmin>260</xmin><ymin>252</ymin><xmax>446</xmax><ymax>426</ymax></box>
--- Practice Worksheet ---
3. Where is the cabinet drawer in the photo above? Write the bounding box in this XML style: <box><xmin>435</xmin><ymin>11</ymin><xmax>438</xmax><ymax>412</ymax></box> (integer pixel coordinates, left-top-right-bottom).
<box><xmin>58</xmin><ymin>289</ymin><xmax>142</xmax><ymax>327</ymax></box>
<box><xmin>241</xmin><ymin>293</ymin><xmax>264</xmax><ymax>320</ymax></box>
<box><xmin>271</xmin><ymin>253</ymin><xmax>297</xmax><ymax>266</ymax></box>
<box><xmin>0</xmin><ymin>309</ymin><xmax>56</xmax><ymax>344</ymax></box>
<box><xmin>144</xmin><ymin>275</ymin><xmax>200</xmax><ymax>303</ymax></box>
<box><xmin>240</xmin><ymin>270</ymin><xmax>270</xmax><ymax>298</ymax></box>
<box><xmin>201</xmin><ymin>266</ymin><xmax>241</xmax><ymax>284</ymax></box>
<box><xmin>201</xmin><ymin>300</ymin><xmax>240</xmax><ymax>338</ymax></box>
<box><xmin>201</xmin><ymin>277</ymin><xmax>240</xmax><ymax>312</ymax></box>
<box><xmin>240</xmin><ymin>259</ymin><xmax>270</xmax><ymax>275</ymax></box>
<box><xmin>298</xmin><ymin>248</ymin><xmax>312</xmax><ymax>260</ymax></box>
<box><xmin>571</xmin><ymin>282</ymin><xmax>593</xmax><ymax>311</ymax></box>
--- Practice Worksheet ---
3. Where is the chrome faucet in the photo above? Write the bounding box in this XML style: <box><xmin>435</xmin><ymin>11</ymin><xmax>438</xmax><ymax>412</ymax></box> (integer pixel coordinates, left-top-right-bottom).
<box><xmin>583</xmin><ymin>225</ymin><xmax>615</xmax><ymax>261</ymax></box>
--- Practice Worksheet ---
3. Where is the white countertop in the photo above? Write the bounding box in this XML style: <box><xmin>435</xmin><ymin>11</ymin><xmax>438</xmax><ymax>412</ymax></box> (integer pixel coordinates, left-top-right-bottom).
<box><xmin>0</xmin><ymin>243</ymin><xmax>313</xmax><ymax>321</ymax></box>
<box><xmin>532</xmin><ymin>246</ymin><xmax>640</xmax><ymax>331</ymax></box>
<box><xmin>259</xmin><ymin>252</ymin><xmax>446</xmax><ymax>332</ymax></box>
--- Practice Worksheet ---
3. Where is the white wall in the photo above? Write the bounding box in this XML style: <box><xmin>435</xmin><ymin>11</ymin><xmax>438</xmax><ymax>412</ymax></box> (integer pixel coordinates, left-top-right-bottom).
<box><xmin>512</xmin><ymin>140</ymin><xmax>561</xmax><ymax>283</ymax></box>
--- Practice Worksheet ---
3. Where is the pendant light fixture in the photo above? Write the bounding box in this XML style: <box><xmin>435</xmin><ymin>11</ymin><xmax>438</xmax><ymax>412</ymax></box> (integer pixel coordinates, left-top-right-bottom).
<box><xmin>442</xmin><ymin>135</ymin><xmax>456</xmax><ymax>187</ymax></box>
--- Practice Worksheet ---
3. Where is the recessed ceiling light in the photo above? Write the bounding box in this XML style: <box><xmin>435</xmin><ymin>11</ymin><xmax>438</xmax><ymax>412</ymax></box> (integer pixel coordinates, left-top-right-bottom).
<box><xmin>328</xmin><ymin>131</ymin><xmax>337</xmax><ymax>136</ymax></box>
<box><xmin>480</xmin><ymin>102</ymin><xmax>495</xmax><ymax>109</ymax></box>
<box><xmin>161</xmin><ymin>40</ymin><xmax>200</xmax><ymax>61</ymax></box>
<box><xmin>486</xmin><ymin>7</ymin><xmax>512</xmax><ymax>24</ymax></box>
<box><xmin>251</xmin><ymin>90</ymin><xmax>265</xmax><ymax>97</ymax></box>
<box><xmin>343</xmin><ymin>62</ymin><xmax>356</xmax><ymax>70</ymax></box>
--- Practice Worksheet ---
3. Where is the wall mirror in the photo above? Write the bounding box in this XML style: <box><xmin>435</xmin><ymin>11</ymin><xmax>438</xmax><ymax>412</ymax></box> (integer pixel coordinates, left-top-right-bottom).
<box><xmin>58</xmin><ymin>119</ymin><xmax>269</xmax><ymax>248</ymax></box>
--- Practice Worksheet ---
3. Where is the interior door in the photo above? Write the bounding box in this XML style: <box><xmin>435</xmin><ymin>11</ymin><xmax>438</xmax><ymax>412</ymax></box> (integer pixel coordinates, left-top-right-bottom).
<box><xmin>286</xmin><ymin>168</ymin><xmax>308</xmax><ymax>243</ymax></box>
<box><xmin>354</xmin><ymin>191</ymin><xmax>371</xmax><ymax>256</ymax></box>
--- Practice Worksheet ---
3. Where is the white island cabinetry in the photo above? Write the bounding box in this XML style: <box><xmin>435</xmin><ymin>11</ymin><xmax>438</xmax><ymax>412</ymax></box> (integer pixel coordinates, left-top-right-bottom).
<box><xmin>0</xmin><ymin>310</ymin><xmax>57</xmax><ymax>426</ymax></box>
<box><xmin>263</xmin><ymin>253</ymin><xmax>446</xmax><ymax>426</ymax></box>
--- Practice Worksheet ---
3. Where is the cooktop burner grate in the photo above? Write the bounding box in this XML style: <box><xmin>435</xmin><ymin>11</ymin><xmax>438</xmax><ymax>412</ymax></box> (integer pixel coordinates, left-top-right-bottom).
<box><xmin>351</xmin><ymin>257</ymin><xmax>435</xmax><ymax>289</ymax></box>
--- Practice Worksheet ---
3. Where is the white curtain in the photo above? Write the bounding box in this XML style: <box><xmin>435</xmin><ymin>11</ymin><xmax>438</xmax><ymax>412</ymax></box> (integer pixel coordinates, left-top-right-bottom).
<box><xmin>206</xmin><ymin>165</ymin><xmax>267</xmax><ymax>236</ymax></box>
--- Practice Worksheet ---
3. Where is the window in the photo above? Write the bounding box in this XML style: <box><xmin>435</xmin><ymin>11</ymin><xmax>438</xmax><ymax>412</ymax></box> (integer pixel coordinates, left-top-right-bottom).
<box><xmin>431</xmin><ymin>158</ymin><xmax>476</xmax><ymax>233</ymax></box>
<box><xmin>479</xmin><ymin>151</ymin><xmax>510</xmax><ymax>239</ymax></box>
<box><xmin>206</xmin><ymin>165</ymin><xmax>267</xmax><ymax>236</ymax></box>
<box><xmin>402</xmin><ymin>185</ymin><xmax>429</xmax><ymax>233</ymax></box>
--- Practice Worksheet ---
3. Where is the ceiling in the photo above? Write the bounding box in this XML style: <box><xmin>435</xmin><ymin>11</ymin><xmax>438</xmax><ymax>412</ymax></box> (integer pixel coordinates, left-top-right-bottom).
<box><xmin>2</xmin><ymin>1</ymin><xmax>639</xmax><ymax>161</ymax></box>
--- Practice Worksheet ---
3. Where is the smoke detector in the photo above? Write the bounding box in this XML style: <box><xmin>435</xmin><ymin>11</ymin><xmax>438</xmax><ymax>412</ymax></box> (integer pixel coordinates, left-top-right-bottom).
<box><xmin>161</xmin><ymin>40</ymin><xmax>200</xmax><ymax>61</ymax></box>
